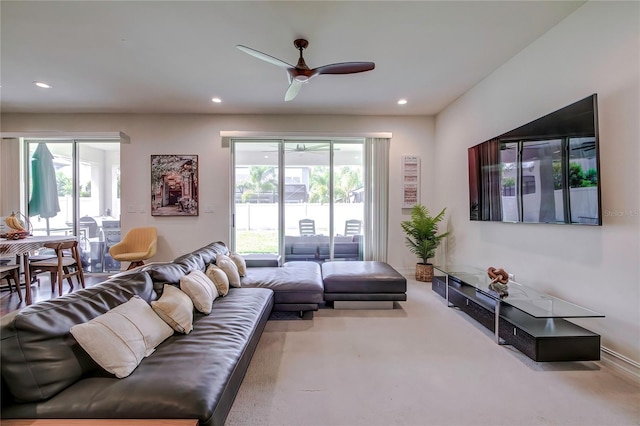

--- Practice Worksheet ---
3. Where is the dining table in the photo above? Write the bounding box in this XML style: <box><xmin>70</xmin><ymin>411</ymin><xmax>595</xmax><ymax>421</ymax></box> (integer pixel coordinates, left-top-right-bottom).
<box><xmin>0</xmin><ymin>235</ymin><xmax>77</xmax><ymax>305</ymax></box>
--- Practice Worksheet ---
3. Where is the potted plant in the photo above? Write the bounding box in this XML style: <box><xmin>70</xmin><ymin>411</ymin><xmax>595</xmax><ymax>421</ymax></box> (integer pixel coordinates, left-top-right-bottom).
<box><xmin>401</xmin><ymin>204</ymin><xmax>449</xmax><ymax>282</ymax></box>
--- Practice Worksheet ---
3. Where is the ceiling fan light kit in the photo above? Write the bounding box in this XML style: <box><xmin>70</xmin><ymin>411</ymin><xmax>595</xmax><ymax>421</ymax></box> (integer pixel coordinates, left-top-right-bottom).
<box><xmin>237</xmin><ymin>38</ymin><xmax>375</xmax><ymax>101</ymax></box>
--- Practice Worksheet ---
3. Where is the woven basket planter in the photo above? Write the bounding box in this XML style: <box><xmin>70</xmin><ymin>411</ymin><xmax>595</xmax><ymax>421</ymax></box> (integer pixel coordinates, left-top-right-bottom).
<box><xmin>415</xmin><ymin>263</ymin><xmax>433</xmax><ymax>282</ymax></box>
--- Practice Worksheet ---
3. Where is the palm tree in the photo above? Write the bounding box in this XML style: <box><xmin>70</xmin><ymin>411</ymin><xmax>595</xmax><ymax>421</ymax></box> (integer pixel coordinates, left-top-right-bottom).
<box><xmin>334</xmin><ymin>167</ymin><xmax>362</xmax><ymax>203</ymax></box>
<box><xmin>308</xmin><ymin>167</ymin><xmax>330</xmax><ymax>204</ymax></box>
<box><xmin>241</xmin><ymin>166</ymin><xmax>277</xmax><ymax>203</ymax></box>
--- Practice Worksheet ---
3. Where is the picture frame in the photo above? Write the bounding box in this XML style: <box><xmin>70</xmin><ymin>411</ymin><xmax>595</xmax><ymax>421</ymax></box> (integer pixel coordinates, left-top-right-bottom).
<box><xmin>151</xmin><ymin>154</ymin><xmax>199</xmax><ymax>216</ymax></box>
<box><xmin>401</xmin><ymin>155</ymin><xmax>420</xmax><ymax>208</ymax></box>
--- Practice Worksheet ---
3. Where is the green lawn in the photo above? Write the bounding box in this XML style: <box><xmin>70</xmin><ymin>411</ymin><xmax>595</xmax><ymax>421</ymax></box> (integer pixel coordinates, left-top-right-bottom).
<box><xmin>236</xmin><ymin>230</ymin><xmax>278</xmax><ymax>254</ymax></box>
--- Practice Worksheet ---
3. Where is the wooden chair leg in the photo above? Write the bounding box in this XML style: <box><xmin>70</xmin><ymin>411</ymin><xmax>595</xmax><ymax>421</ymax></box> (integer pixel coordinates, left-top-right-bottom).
<box><xmin>58</xmin><ymin>266</ymin><xmax>64</xmax><ymax>296</ymax></box>
<box><xmin>4</xmin><ymin>268</ymin><xmax>22</xmax><ymax>302</ymax></box>
<box><xmin>72</xmin><ymin>247</ymin><xmax>85</xmax><ymax>289</ymax></box>
<box><xmin>63</xmin><ymin>266</ymin><xmax>74</xmax><ymax>290</ymax></box>
<box><xmin>127</xmin><ymin>261</ymin><xmax>144</xmax><ymax>270</ymax></box>
<box><xmin>11</xmin><ymin>268</ymin><xmax>22</xmax><ymax>302</ymax></box>
<box><xmin>78</xmin><ymin>266</ymin><xmax>86</xmax><ymax>288</ymax></box>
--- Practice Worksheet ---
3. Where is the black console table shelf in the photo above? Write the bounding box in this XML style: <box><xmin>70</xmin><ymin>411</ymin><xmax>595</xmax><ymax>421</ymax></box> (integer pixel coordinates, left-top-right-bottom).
<box><xmin>432</xmin><ymin>268</ymin><xmax>603</xmax><ymax>362</ymax></box>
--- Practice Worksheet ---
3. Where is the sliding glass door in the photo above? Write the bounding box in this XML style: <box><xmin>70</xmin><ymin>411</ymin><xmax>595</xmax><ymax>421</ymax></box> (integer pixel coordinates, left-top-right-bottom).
<box><xmin>233</xmin><ymin>141</ymin><xmax>280</xmax><ymax>255</ymax></box>
<box><xmin>232</xmin><ymin>139</ymin><xmax>364</xmax><ymax>263</ymax></box>
<box><xmin>284</xmin><ymin>141</ymin><xmax>331</xmax><ymax>262</ymax></box>
<box><xmin>332</xmin><ymin>142</ymin><xmax>364</xmax><ymax>260</ymax></box>
<box><xmin>26</xmin><ymin>139</ymin><xmax>121</xmax><ymax>274</ymax></box>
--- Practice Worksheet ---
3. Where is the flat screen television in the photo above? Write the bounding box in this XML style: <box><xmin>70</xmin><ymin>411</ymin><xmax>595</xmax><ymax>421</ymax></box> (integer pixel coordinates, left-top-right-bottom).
<box><xmin>468</xmin><ymin>94</ymin><xmax>601</xmax><ymax>225</ymax></box>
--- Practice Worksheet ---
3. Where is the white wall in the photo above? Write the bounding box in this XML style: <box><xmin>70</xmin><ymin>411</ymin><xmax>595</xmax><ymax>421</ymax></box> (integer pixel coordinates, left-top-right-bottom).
<box><xmin>434</xmin><ymin>1</ymin><xmax>639</xmax><ymax>363</ymax></box>
<box><xmin>0</xmin><ymin>114</ymin><xmax>435</xmax><ymax>270</ymax></box>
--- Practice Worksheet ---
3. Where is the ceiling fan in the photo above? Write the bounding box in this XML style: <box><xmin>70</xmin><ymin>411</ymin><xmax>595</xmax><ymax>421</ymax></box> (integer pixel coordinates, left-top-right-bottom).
<box><xmin>237</xmin><ymin>39</ymin><xmax>375</xmax><ymax>102</ymax></box>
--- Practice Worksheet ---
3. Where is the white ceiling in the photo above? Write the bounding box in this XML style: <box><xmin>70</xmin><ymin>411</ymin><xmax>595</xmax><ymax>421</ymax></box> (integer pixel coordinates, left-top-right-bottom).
<box><xmin>0</xmin><ymin>1</ymin><xmax>584</xmax><ymax>116</ymax></box>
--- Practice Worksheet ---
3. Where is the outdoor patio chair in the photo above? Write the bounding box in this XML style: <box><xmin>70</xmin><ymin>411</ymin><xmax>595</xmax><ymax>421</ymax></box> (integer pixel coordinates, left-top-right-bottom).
<box><xmin>299</xmin><ymin>219</ymin><xmax>316</xmax><ymax>236</ymax></box>
<box><xmin>103</xmin><ymin>228</ymin><xmax>121</xmax><ymax>272</ymax></box>
<box><xmin>79</xmin><ymin>216</ymin><xmax>100</xmax><ymax>238</ymax></box>
<box><xmin>344</xmin><ymin>219</ymin><xmax>362</xmax><ymax>236</ymax></box>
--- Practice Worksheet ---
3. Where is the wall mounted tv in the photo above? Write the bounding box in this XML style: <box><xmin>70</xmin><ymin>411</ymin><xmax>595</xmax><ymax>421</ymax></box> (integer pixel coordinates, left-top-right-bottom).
<box><xmin>468</xmin><ymin>94</ymin><xmax>601</xmax><ymax>225</ymax></box>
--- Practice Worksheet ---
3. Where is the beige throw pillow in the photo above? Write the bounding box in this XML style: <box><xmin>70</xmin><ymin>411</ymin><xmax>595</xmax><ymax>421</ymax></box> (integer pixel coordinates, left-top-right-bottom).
<box><xmin>70</xmin><ymin>296</ymin><xmax>174</xmax><ymax>378</ymax></box>
<box><xmin>229</xmin><ymin>252</ymin><xmax>247</xmax><ymax>277</ymax></box>
<box><xmin>216</xmin><ymin>254</ymin><xmax>241</xmax><ymax>288</ymax></box>
<box><xmin>151</xmin><ymin>284</ymin><xmax>194</xmax><ymax>334</ymax></box>
<box><xmin>179</xmin><ymin>270</ymin><xmax>218</xmax><ymax>314</ymax></box>
<box><xmin>205</xmin><ymin>264</ymin><xmax>230</xmax><ymax>297</ymax></box>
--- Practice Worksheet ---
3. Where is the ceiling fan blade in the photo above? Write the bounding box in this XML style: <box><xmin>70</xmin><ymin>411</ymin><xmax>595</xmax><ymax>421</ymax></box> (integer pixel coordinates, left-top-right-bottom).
<box><xmin>236</xmin><ymin>45</ymin><xmax>294</xmax><ymax>69</ymax></box>
<box><xmin>313</xmin><ymin>62</ymin><xmax>375</xmax><ymax>75</ymax></box>
<box><xmin>284</xmin><ymin>80</ymin><xmax>303</xmax><ymax>102</ymax></box>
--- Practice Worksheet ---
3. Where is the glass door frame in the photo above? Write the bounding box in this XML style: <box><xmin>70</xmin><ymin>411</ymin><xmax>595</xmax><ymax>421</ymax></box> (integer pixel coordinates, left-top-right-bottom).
<box><xmin>23</xmin><ymin>137</ymin><xmax>121</xmax><ymax>273</ymax></box>
<box><xmin>230</xmin><ymin>137</ymin><xmax>365</xmax><ymax>261</ymax></box>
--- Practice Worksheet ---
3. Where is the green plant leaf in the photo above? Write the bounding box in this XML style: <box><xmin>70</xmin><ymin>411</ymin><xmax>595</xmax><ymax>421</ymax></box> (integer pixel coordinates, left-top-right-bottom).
<box><xmin>400</xmin><ymin>204</ymin><xmax>449</xmax><ymax>264</ymax></box>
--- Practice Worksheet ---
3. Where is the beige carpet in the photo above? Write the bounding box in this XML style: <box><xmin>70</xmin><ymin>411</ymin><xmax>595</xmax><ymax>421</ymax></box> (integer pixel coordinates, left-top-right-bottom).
<box><xmin>226</xmin><ymin>279</ymin><xmax>640</xmax><ymax>426</ymax></box>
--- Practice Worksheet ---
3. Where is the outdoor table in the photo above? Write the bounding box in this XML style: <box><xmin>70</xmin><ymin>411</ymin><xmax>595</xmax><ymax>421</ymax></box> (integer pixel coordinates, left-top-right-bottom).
<box><xmin>0</xmin><ymin>235</ymin><xmax>76</xmax><ymax>305</ymax></box>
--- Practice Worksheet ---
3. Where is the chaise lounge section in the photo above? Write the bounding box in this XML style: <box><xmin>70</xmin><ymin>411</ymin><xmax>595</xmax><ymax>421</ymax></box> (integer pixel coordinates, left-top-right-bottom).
<box><xmin>322</xmin><ymin>261</ymin><xmax>407</xmax><ymax>309</ymax></box>
<box><xmin>240</xmin><ymin>261</ymin><xmax>324</xmax><ymax>318</ymax></box>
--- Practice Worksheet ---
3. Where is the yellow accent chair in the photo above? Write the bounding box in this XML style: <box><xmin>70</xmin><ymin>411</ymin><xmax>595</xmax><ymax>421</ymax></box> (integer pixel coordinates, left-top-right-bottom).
<box><xmin>108</xmin><ymin>227</ymin><xmax>157</xmax><ymax>270</ymax></box>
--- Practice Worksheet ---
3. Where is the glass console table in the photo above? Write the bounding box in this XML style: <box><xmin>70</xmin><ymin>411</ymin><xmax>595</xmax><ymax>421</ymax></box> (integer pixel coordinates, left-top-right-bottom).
<box><xmin>432</xmin><ymin>265</ymin><xmax>604</xmax><ymax>362</ymax></box>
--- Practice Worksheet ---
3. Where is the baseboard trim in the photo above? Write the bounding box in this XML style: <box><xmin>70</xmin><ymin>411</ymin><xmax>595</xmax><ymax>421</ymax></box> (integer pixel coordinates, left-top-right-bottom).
<box><xmin>600</xmin><ymin>346</ymin><xmax>640</xmax><ymax>383</ymax></box>
<box><xmin>333</xmin><ymin>300</ymin><xmax>394</xmax><ymax>310</ymax></box>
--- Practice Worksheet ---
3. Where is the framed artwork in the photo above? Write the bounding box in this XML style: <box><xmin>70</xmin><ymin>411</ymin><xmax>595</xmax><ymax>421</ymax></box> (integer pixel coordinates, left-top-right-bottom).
<box><xmin>401</xmin><ymin>155</ymin><xmax>420</xmax><ymax>208</ymax></box>
<box><xmin>151</xmin><ymin>154</ymin><xmax>199</xmax><ymax>216</ymax></box>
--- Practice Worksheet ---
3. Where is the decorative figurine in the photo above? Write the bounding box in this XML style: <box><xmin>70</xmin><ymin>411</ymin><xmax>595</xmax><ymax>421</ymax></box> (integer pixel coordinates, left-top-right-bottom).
<box><xmin>487</xmin><ymin>266</ymin><xmax>509</xmax><ymax>298</ymax></box>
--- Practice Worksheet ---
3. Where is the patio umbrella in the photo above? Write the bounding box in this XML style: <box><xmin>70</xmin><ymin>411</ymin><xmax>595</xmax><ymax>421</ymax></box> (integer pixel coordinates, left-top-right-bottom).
<box><xmin>28</xmin><ymin>143</ymin><xmax>60</xmax><ymax>235</ymax></box>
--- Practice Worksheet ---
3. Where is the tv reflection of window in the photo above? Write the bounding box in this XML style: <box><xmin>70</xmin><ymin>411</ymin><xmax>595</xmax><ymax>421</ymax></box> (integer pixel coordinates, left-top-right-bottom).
<box><xmin>469</xmin><ymin>94</ymin><xmax>601</xmax><ymax>225</ymax></box>
<box><xmin>501</xmin><ymin>176</ymin><xmax>536</xmax><ymax>196</ymax></box>
<box><xmin>523</xmin><ymin>176</ymin><xmax>536</xmax><ymax>195</ymax></box>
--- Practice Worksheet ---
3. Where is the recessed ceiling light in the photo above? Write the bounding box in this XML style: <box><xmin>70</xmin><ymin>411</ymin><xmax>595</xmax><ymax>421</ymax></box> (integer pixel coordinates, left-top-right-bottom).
<box><xmin>397</xmin><ymin>99</ymin><xmax>407</xmax><ymax>105</ymax></box>
<box><xmin>211</xmin><ymin>97</ymin><xmax>222</xmax><ymax>103</ymax></box>
<box><xmin>34</xmin><ymin>81</ymin><xmax>52</xmax><ymax>89</ymax></box>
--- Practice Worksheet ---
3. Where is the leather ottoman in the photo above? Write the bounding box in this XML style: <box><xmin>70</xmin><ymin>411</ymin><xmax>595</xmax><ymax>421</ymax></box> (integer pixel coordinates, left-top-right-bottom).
<box><xmin>321</xmin><ymin>261</ymin><xmax>407</xmax><ymax>309</ymax></box>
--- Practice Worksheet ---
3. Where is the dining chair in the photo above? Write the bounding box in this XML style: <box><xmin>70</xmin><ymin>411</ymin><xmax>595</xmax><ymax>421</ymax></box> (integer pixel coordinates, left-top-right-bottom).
<box><xmin>299</xmin><ymin>219</ymin><xmax>316</xmax><ymax>236</ymax></box>
<box><xmin>0</xmin><ymin>264</ymin><xmax>22</xmax><ymax>301</ymax></box>
<box><xmin>29</xmin><ymin>240</ymin><xmax>85</xmax><ymax>296</ymax></box>
<box><xmin>109</xmin><ymin>227</ymin><xmax>157</xmax><ymax>270</ymax></box>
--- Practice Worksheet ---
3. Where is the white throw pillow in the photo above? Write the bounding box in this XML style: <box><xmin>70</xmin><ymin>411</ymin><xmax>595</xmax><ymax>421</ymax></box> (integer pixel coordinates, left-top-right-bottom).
<box><xmin>229</xmin><ymin>252</ymin><xmax>247</xmax><ymax>277</ymax></box>
<box><xmin>151</xmin><ymin>284</ymin><xmax>194</xmax><ymax>334</ymax></box>
<box><xmin>70</xmin><ymin>296</ymin><xmax>174</xmax><ymax>378</ymax></box>
<box><xmin>179</xmin><ymin>270</ymin><xmax>218</xmax><ymax>314</ymax></box>
<box><xmin>216</xmin><ymin>254</ymin><xmax>241</xmax><ymax>288</ymax></box>
<box><xmin>205</xmin><ymin>264</ymin><xmax>230</xmax><ymax>297</ymax></box>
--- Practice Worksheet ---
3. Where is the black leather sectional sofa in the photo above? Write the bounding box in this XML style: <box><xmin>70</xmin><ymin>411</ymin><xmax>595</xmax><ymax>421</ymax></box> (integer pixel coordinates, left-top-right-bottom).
<box><xmin>1</xmin><ymin>241</ymin><xmax>406</xmax><ymax>425</ymax></box>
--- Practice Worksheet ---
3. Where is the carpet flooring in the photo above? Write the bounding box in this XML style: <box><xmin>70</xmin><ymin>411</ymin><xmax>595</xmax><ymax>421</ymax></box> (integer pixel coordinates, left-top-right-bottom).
<box><xmin>226</xmin><ymin>278</ymin><xmax>639</xmax><ymax>426</ymax></box>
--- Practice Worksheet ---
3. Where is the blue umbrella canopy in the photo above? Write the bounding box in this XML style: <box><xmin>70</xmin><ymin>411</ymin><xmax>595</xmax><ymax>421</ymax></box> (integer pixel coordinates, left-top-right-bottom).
<box><xmin>28</xmin><ymin>143</ymin><xmax>60</xmax><ymax>224</ymax></box>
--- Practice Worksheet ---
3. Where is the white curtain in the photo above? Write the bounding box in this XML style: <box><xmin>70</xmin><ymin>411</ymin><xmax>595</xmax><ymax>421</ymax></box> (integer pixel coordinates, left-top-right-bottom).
<box><xmin>0</xmin><ymin>138</ymin><xmax>21</xmax><ymax>221</ymax></box>
<box><xmin>364</xmin><ymin>137</ymin><xmax>390</xmax><ymax>262</ymax></box>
